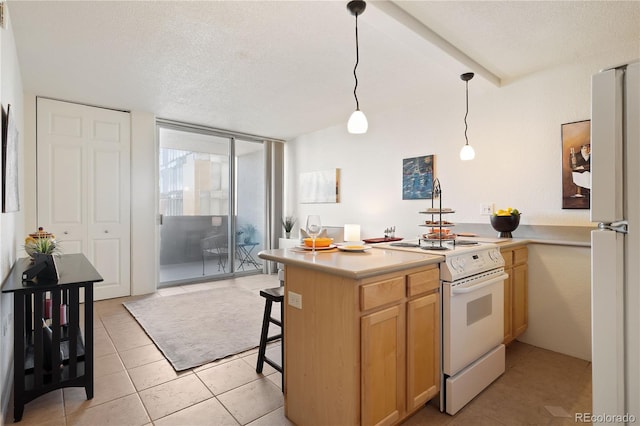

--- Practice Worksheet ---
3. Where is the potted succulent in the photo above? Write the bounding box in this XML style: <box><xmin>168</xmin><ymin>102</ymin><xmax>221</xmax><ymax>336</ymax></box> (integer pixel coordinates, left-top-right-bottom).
<box><xmin>241</xmin><ymin>224</ymin><xmax>257</xmax><ymax>244</ymax></box>
<box><xmin>24</xmin><ymin>227</ymin><xmax>61</xmax><ymax>263</ymax></box>
<box><xmin>282</xmin><ymin>216</ymin><xmax>296</xmax><ymax>239</ymax></box>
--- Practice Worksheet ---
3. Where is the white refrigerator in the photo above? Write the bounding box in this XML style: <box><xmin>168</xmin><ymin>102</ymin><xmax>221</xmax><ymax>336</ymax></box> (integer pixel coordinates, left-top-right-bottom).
<box><xmin>591</xmin><ymin>61</ymin><xmax>639</xmax><ymax>423</ymax></box>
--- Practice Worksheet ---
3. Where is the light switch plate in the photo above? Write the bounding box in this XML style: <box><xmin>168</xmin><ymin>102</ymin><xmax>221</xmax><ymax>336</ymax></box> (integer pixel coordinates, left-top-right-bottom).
<box><xmin>288</xmin><ymin>291</ymin><xmax>302</xmax><ymax>309</ymax></box>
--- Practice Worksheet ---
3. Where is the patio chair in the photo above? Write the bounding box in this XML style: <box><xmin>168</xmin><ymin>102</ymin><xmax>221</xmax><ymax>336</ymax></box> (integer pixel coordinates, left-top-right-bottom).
<box><xmin>201</xmin><ymin>233</ymin><xmax>228</xmax><ymax>275</ymax></box>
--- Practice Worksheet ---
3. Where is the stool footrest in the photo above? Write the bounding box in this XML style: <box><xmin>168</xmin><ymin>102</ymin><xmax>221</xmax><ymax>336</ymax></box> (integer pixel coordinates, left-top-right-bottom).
<box><xmin>269</xmin><ymin>317</ymin><xmax>282</xmax><ymax>327</ymax></box>
<box><xmin>266</xmin><ymin>335</ymin><xmax>282</xmax><ymax>343</ymax></box>
<box><xmin>264</xmin><ymin>357</ymin><xmax>283</xmax><ymax>373</ymax></box>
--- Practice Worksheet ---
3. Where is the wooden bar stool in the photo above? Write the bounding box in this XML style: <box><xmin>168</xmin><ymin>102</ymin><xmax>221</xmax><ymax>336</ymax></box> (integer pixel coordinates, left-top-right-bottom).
<box><xmin>256</xmin><ymin>286</ymin><xmax>284</xmax><ymax>389</ymax></box>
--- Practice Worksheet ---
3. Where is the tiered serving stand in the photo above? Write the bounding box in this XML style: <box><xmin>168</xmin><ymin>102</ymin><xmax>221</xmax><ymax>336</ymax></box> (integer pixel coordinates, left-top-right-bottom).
<box><xmin>418</xmin><ymin>178</ymin><xmax>456</xmax><ymax>250</ymax></box>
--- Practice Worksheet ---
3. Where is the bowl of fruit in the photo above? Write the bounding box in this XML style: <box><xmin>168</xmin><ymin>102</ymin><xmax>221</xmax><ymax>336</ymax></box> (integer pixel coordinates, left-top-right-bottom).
<box><xmin>490</xmin><ymin>208</ymin><xmax>521</xmax><ymax>238</ymax></box>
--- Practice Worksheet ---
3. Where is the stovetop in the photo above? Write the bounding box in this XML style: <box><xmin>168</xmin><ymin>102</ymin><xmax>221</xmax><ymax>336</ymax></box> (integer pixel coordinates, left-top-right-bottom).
<box><xmin>376</xmin><ymin>239</ymin><xmax>491</xmax><ymax>254</ymax></box>
<box><xmin>374</xmin><ymin>239</ymin><xmax>505</xmax><ymax>281</ymax></box>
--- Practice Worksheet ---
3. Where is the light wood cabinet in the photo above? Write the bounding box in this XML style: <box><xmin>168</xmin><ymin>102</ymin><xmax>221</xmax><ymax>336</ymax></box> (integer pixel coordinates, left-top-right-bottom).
<box><xmin>361</xmin><ymin>305</ymin><xmax>404</xmax><ymax>426</ymax></box>
<box><xmin>503</xmin><ymin>268</ymin><xmax>513</xmax><ymax>343</ymax></box>
<box><xmin>361</xmin><ymin>266</ymin><xmax>440</xmax><ymax>425</ymax></box>
<box><xmin>501</xmin><ymin>245</ymin><xmax>528</xmax><ymax>345</ymax></box>
<box><xmin>512</xmin><ymin>262</ymin><xmax>528</xmax><ymax>337</ymax></box>
<box><xmin>406</xmin><ymin>292</ymin><xmax>439</xmax><ymax>412</ymax></box>
<box><xmin>284</xmin><ymin>262</ymin><xmax>440</xmax><ymax>426</ymax></box>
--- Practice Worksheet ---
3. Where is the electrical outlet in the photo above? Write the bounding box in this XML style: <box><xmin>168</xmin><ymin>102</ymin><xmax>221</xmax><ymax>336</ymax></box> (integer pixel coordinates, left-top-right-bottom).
<box><xmin>480</xmin><ymin>203</ymin><xmax>494</xmax><ymax>215</ymax></box>
<box><xmin>288</xmin><ymin>291</ymin><xmax>302</xmax><ymax>309</ymax></box>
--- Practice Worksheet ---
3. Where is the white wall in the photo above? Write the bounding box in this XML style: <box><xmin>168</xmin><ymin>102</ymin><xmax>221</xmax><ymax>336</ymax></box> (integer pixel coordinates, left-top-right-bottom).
<box><xmin>519</xmin><ymin>244</ymin><xmax>592</xmax><ymax>360</ymax></box>
<box><xmin>0</xmin><ymin>6</ymin><xmax>25</xmax><ymax>424</ymax></box>
<box><xmin>286</xmin><ymin>53</ymin><xmax>635</xmax><ymax>238</ymax></box>
<box><xmin>131</xmin><ymin>111</ymin><xmax>158</xmax><ymax>295</ymax></box>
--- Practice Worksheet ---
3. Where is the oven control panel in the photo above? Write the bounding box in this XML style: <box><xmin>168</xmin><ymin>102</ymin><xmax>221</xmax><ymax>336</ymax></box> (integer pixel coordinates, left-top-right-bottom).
<box><xmin>442</xmin><ymin>247</ymin><xmax>504</xmax><ymax>282</ymax></box>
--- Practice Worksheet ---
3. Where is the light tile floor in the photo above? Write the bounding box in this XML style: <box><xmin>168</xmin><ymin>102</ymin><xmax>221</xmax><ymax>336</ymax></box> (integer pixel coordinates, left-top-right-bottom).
<box><xmin>8</xmin><ymin>274</ymin><xmax>592</xmax><ymax>425</ymax></box>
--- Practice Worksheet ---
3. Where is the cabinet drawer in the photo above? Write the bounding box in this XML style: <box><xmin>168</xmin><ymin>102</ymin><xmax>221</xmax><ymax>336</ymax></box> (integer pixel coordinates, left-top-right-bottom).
<box><xmin>513</xmin><ymin>246</ymin><xmax>528</xmax><ymax>265</ymax></box>
<box><xmin>360</xmin><ymin>277</ymin><xmax>405</xmax><ymax>311</ymax></box>
<box><xmin>407</xmin><ymin>267</ymin><xmax>440</xmax><ymax>297</ymax></box>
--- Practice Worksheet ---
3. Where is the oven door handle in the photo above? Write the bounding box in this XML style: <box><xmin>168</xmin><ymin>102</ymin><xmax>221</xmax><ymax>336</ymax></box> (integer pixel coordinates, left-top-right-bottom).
<box><xmin>451</xmin><ymin>273</ymin><xmax>508</xmax><ymax>294</ymax></box>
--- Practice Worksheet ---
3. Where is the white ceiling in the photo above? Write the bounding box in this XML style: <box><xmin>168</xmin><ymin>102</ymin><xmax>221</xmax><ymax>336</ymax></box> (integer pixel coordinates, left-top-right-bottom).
<box><xmin>7</xmin><ymin>1</ymin><xmax>640</xmax><ymax>141</ymax></box>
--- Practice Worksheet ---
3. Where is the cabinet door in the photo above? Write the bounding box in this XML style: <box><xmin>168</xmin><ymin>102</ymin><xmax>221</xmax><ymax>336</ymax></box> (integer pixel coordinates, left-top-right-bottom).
<box><xmin>503</xmin><ymin>268</ymin><xmax>513</xmax><ymax>344</ymax></box>
<box><xmin>406</xmin><ymin>292</ymin><xmax>439</xmax><ymax>412</ymax></box>
<box><xmin>512</xmin><ymin>263</ymin><xmax>528</xmax><ymax>337</ymax></box>
<box><xmin>361</xmin><ymin>305</ymin><xmax>404</xmax><ymax>426</ymax></box>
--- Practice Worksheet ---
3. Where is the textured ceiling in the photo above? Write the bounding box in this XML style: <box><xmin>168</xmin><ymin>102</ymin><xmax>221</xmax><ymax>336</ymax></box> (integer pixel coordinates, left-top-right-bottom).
<box><xmin>7</xmin><ymin>1</ymin><xmax>640</xmax><ymax>141</ymax></box>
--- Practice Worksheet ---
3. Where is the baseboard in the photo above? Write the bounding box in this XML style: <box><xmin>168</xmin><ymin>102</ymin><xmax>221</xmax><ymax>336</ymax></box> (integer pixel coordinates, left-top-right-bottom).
<box><xmin>1</xmin><ymin>362</ymin><xmax>13</xmax><ymax>426</ymax></box>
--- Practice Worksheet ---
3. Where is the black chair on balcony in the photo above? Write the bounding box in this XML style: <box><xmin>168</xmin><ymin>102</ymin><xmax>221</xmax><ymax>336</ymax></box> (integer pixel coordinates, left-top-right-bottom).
<box><xmin>201</xmin><ymin>233</ymin><xmax>228</xmax><ymax>275</ymax></box>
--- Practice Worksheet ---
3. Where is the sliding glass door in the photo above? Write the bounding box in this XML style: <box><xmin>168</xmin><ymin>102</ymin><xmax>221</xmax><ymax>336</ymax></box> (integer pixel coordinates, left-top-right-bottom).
<box><xmin>157</xmin><ymin>124</ymin><xmax>265</xmax><ymax>286</ymax></box>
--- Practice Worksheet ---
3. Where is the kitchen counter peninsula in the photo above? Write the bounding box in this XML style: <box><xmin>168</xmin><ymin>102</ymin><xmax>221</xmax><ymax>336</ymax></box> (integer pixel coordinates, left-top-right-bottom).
<box><xmin>258</xmin><ymin>247</ymin><xmax>443</xmax><ymax>425</ymax></box>
<box><xmin>259</xmin><ymin>247</ymin><xmax>442</xmax><ymax>279</ymax></box>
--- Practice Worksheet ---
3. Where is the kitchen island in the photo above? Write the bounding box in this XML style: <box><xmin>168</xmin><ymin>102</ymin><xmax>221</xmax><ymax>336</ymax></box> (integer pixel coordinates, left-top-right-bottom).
<box><xmin>258</xmin><ymin>247</ymin><xmax>442</xmax><ymax>425</ymax></box>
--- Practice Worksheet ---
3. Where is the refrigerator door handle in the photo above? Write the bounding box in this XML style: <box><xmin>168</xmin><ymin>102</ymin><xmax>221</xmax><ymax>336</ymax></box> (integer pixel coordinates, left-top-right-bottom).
<box><xmin>597</xmin><ymin>220</ymin><xmax>628</xmax><ymax>234</ymax></box>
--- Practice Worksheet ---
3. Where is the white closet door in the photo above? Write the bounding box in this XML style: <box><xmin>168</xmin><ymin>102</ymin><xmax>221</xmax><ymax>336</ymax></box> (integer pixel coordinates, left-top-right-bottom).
<box><xmin>37</xmin><ymin>98</ymin><xmax>131</xmax><ymax>300</ymax></box>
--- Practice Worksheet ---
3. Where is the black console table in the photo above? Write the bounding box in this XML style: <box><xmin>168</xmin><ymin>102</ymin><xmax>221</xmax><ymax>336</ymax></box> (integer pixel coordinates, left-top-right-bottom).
<box><xmin>1</xmin><ymin>253</ymin><xmax>103</xmax><ymax>422</ymax></box>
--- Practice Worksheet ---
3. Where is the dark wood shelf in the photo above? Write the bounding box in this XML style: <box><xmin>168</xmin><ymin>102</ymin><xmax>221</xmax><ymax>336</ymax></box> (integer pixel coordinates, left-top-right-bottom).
<box><xmin>24</xmin><ymin>329</ymin><xmax>85</xmax><ymax>374</ymax></box>
<box><xmin>1</xmin><ymin>254</ymin><xmax>102</xmax><ymax>422</ymax></box>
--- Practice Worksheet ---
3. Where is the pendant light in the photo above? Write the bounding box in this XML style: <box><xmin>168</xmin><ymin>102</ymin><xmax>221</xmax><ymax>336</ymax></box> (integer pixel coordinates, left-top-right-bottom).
<box><xmin>347</xmin><ymin>0</ymin><xmax>368</xmax><ymax>134</ymax></box>
<box><xmin>460</xmin><ymin>72</ymin><xmax>475</xmax><ymax>160</ymax></box>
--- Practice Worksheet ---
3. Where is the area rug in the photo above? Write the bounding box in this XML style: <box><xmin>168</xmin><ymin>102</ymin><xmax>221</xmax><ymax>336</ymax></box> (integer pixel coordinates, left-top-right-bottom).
<box><xmin>123</xmin><ymin>286</ymin><xmax>274</xmax><ymax>371</ymax></box>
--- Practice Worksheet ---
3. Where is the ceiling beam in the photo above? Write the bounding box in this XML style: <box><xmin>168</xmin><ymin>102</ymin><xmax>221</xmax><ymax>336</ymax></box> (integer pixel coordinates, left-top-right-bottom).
<box><xmin>372</xmin><ymin>0</ymin><xmax>502</xmax><ymax>87</ymax></box>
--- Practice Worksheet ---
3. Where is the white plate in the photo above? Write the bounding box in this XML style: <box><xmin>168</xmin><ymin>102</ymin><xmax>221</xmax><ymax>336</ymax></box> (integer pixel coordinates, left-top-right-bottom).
<box><xmin>297</xmin><ymin>244</ymin><xmax>336</xmax><ymax>251</ymax></box>
<box><xmin>337</xmin><ymin>245</ymin><xmax>372</xmax><ymax>252</ymax></box>
<box><xmin>424</xmin><ymin>208</ymin><xmax>455</xmax><ymax>213</ymax></box>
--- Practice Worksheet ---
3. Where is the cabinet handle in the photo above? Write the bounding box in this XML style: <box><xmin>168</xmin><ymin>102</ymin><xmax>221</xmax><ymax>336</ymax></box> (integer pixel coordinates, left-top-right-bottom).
<box><xmin>451</xmin><ymin>273</ymin><xmax>508</xmax><ymax>295</ymax></box>
<box><xmin>63</xmin><ymin>231</ymin><xmax>69</xmax><ymax>235</ymax></box>
<box><xmin>104</xmin><ymin>230</ymin><xmax>109</xmax><ymax>234</ymax></box>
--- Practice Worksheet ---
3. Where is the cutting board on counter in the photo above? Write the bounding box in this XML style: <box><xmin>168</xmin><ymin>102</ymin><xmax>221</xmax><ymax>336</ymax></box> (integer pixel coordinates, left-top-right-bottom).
<box><xmin>362</xmin><ymin>237</ymin><xmax>404</xmax><ymax>244</ymax></box>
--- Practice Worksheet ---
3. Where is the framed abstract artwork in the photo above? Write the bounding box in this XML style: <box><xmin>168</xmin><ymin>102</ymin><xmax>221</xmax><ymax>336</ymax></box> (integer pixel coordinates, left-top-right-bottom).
<box><xmin>561</xmin><ymin>120</ymin><xmax>590</xmax><ymax>209</ymax></box>
<box><xmin>2</xmin><ymin>103</ymin><xmax>19</xmax><ymax>213</ymax></box>
<box><xmin>402</xmin><ymin>155</ymin><xmax>434</xmax><ymax>200</ymax></box>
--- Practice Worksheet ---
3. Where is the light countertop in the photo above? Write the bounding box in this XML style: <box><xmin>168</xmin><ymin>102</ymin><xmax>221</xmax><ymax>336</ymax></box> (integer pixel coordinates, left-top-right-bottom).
<box><xmin>462</xmin><ymin>236</ymin><xmax>590</xmax><ymax>249</ymax></box>
<box><xmin>258</xmin><ymin>248</ymin><xmax>442</xmax><ymax>279</ymax></box>
<box><xmin>453</xmin><ymin>223</ymin><xmax>593</xmax><ymax>248</ymax></box>
<box><xmin>429</xmin><ymin>235</ymin><xmax>590</xmax><ymax>248</ymax></box>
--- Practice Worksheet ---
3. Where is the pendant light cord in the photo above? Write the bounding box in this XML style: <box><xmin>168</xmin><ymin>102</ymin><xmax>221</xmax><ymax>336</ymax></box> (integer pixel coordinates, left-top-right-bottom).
<box><xmin>464</xmin><ymin>80</ymin><xmax>469</xmax><ymax>146</ymax></box>
<box><xmin>353</xmin><ymin>13</ymin><xmax>360</xmax><ymax>111</ymax></box>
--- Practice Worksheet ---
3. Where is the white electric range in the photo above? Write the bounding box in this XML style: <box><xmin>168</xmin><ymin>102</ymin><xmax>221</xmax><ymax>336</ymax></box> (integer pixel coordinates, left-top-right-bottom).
<box><xmin>374</xmin><ymin>239</ymin><xmax>508</xmax><ymax>415</ymax></box>
<box><xmin>375</xmin><ymin>239</ymin><xmax>504</xmax><ymax>280</ymax></box>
